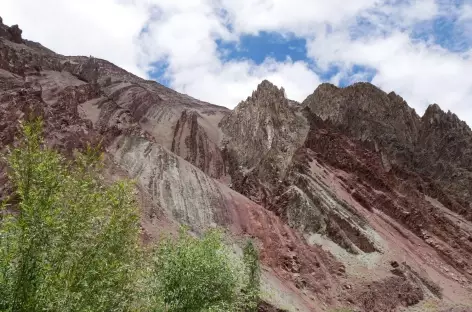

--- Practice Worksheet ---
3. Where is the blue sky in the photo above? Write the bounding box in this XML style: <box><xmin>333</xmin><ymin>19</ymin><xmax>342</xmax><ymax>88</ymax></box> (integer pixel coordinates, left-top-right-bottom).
<box><xmin>1</xmin><ymin>0</ymin><xmax>472</xmax><ymax>125</ymax></box>
<box><xmin>215</xmin><ymin>32</ymin><xmax>379</xmax><ymax>87</ymax></box>
<box><xmin>216</xmin><ymin>32</ymin><xmax>308</xmax><ymax>65</ymax></box>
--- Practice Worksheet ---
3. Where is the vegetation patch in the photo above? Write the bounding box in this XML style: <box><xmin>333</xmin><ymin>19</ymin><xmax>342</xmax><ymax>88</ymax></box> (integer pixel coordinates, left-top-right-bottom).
<box><xmin>0</xmin><ymin>119</ymin><xmax>261</xmax><ymax>312</ymax></box>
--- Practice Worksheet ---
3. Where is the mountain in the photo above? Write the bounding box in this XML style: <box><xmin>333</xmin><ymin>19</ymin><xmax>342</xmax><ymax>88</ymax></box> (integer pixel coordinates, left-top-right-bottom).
<box><xmin>304</xmin><ymin>83</ymin><xmax>472</xmax><ymax>221</ymax></box>
<box><xmin>1</xmin><ymin>18</ymin><xmax>471</xmax><ymax>312</ymax></box>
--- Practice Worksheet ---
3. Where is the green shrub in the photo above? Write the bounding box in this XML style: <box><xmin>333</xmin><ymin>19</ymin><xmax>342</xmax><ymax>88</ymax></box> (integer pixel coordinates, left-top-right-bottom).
<box><xmin>151</xmin><ymin>227</ymin><xmax>247</xmax><ymax>312</ymax></box>
<box><xmin>0</xmin><ymin>119</ymin><xmax>142</xmax><ymax>312</ymax></box>
<box><xmin>0</xmin><ymin>119</ymin><xmax>262</xmax><ymax>312</ymax></box>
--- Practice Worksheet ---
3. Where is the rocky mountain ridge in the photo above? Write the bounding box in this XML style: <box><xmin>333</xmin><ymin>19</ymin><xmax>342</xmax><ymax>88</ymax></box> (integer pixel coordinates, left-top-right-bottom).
<box><xmin>304</xmin><ymin>82</ymin><xmax>472</xmax><ymax>222</ymax></box>
<box><xmin>1</xmin><ymin>18</ymin><xmax>471</xmax><ymax>312</ymax></box>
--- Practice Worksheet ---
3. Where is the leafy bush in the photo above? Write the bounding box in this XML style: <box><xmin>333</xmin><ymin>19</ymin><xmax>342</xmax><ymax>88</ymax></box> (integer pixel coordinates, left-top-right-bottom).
<box><xmin>0</xmin><ymin>120</ymin><xmax>142</xmax><ymax>312</ymax></box>
<box><xmin>151</xmin><ymin>228</ymin><xmax>261</xmax><ymax>312</ymax></box>
<box><xmin>0</xmin><ymin>119</ymin><xmax>262</xmax><ymax>312</ymax></box>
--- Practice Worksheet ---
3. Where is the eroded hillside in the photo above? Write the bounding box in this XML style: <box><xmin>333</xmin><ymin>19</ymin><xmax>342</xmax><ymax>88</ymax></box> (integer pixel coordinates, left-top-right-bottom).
<box><xmin>1</xmin><ymin>18</ymin><xmax>471</xmax><ymax>312</ymax></box>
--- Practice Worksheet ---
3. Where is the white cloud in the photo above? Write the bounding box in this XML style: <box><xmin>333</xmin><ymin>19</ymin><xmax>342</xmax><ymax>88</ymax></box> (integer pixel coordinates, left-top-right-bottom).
<box><xmin>458</xmin><ymin>4</ymin><xmax>472</xmax><ymax>46</ymax></box>
<box><xmin>172</xmin><ymin>58</ymin><xmax>321</xmax><ymax>106</ymax></box>
<box><xmin>219</xmin><ymin>0</ymin><xmax>382</xmax><ymax>36</ymax></box>
<box><xmin>1</xmin><ymin>0</ymin><xmax>472</xmax><ymax>125</ymax></box>
<box><xmin>138</xmin><ymin>0</ymin><xmax>319</xmax><ymax>106</ymax></box>
<box><xmin>0</xmin><ymin>0</ymin><xmax>149</xmax><ymax>77</ymax></box>
<box><xmin>459</xmin><ymin>4</ymin><xmax>472</xmax><ymax>21</ymax></box>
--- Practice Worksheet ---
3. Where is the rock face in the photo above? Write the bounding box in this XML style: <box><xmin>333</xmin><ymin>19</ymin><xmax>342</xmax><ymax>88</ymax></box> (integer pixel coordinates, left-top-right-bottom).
<box><xmin>220</xmin><ymin>80</ymin><xmax>309</xmax><ymax>205</ymax></box>
<box><xmin>304</xmin><ymin>83</ymin><xmax>472</xmax><ymax>221</ymax></box>
<box><xmin>0</xmin><ymin>18</ymin><xmax>23</xmax><ymax>44</ymax></box>
<box><xmin>418</xmin><ymin>104</ymin><xmax>472</xmax><ymax>219</ymax></box>
<box><xmin>305</xmin><ymin>83</ymin><xmax>421</xmax><ymax>146</ymax></box>
<box><xmin>1</xmin><ymin>17</ymin><xmax>472</xmax><ymax>311</ymax></box>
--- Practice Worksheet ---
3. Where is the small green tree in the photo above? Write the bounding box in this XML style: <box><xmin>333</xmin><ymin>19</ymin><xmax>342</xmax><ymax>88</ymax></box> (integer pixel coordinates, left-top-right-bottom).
<box><xmin>241</xmin><ymin>240</ymin><xmax>261</xmax><ymax>312</ymax></box>
<box><xmin>0</xmin><ymin>119</ymin><xmax>143</xmax><ymax>312</ymax></box>
<box><xmin>152</xmin><ymin>227</ymin><xmax>258</xmax><ymax>312</ymax></box>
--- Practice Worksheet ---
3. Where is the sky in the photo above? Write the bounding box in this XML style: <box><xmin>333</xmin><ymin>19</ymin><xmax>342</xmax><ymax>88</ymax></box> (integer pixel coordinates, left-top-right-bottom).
<box><xmin>1</xmin><ymin>0</ymin><xmax>472</xmax><ymax>125</ymax></box>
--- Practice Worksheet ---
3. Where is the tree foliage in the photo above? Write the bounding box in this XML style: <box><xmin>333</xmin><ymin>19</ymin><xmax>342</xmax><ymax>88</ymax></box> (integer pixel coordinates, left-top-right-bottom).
<box><xmin>0</xmin><ymin>119</ymin><xmax>142</xmax><ymax>312</ymax></box>
<box><xmin>149</xmin><ymin>228</ymin><xmax>263</xmax><ymax>312</ymax></box>
<box><xmin>151</xmin><ymin>228</ymin><xmax>239</xmax><ymax>311</ymax></box>
<box><xmin>0</xmin><ymin>119</ymin><xmax>262</xmax><ymax>312</ymax></box>
<box><xmin>241</xmin><ymin>240</ymin><xmax>261</xmax><ymax>312</ymax></box>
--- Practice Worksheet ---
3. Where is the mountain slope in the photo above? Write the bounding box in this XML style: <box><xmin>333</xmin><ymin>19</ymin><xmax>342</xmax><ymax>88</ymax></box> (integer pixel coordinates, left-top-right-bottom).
<box><xmin>1</xmin><ymin>18</ymin><xmax>471</xmax><ymax>312</ymax></box>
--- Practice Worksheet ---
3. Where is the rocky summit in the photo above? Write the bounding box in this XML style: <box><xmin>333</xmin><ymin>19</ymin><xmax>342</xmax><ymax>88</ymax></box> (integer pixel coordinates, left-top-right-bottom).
<box><xmin>1</xmin><ymin>18</ymin><xmax>472</xmax><ymax>312</ymax></box>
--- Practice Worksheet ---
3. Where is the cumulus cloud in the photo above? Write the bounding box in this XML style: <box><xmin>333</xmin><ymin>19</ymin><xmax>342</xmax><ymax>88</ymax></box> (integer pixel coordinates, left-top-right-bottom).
<box><xmin>172</xmin><ymin>58</ymin><xmax>321</xmax><ymax>106</ymax></box>
<box><xmin>0</xmin><ymin>0</ymin><xmax>149</xmax><ymax>77</ymax></box>
<box><xmin>219</xmin><ymin>0</ymin><xmax>381</xmax><ymax>35</ymax></box>
<box><xmin>1</xmin><ymin>0</ymin><xmax>471</xmax><ymax>125</ymax></box>
<box><xmin>138</xmin><ymin>0</ymin><xmax>320</xmax><ymax>105</ymax></box>
<box><xmin>459</xmin><ymin>4</ymin><xmax>472</xmax><ymax>21</ymax></box>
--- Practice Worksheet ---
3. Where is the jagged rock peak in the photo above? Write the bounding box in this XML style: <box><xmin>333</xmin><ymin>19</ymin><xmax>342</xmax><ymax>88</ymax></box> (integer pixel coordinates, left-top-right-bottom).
<box><xmin>304</xmin><ymin>81</ymin><xmax>420</xmax><ymax>117</ymax></box>
<box><xmin>219</xmin><ymin>78</ymin><xmax>308</xmax><ymax>170</ymax></box>
<box><xmin>314</xmin><ymin>82</ymin><xmax>339</xmax><ymax>91</ymax></box>
<box><xmin>423</xmin><ymin>103</ymin><xmax>459</xmax><ymax>121</ymax></box>
<box><xmin>227</xmin><ymin>80</ymin><xmax>291</xmax><ymax>118</ymax></box>
<box><xmin>255</xmin><ymin>79</ymin><xmax>284</xmax><ymax>93</ymax></box>
<box><xmin>346</xmin><ymin>82</ymin><xmax>409</xmax><ymax>107</ymax></box>
<box><xmin>312</xmin><ymin>81</ymin><xmax>382</xmax><ymax>94</ymax></box>
<box><xmin>423</xmin><ymin>103</ymin><xmax>448</xmax><ymax>122</ymax></box>
<box><xmin>423</xmin><ymin>103</ymin><xmax>471</xmax><ymax>131</ymax></box>
<box><xmin>349</xmin><ymin>81</ymin><xmax>382</xmax><ymax>90</ymax></box>
<box><xmin>0</xmin><ymin>16</ymin><xmax>23</xmax><ymax>44</ymax></box>
<box><xmin>304</xmin><ymin>80</ymin><xmax>422</xmax><ymax>145</ymax></box>
<box><xmin>310</xmin><ymin>81</ymin><xmax>401</xmax><ymax>103</ymax></box>
<box><xmin>346</xmin><ymin>83</ymin><xmax>417</xmax><ymax>117</ymax></box>
<box><xmin>248</xmin><ymin>79</ymin><xmax>287</xmax><ymax>104</ymax></box>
